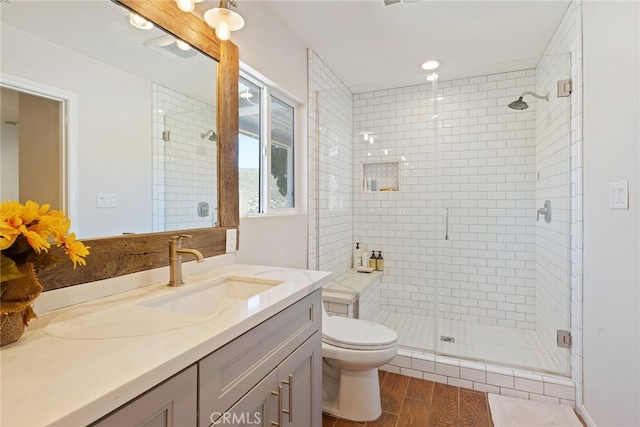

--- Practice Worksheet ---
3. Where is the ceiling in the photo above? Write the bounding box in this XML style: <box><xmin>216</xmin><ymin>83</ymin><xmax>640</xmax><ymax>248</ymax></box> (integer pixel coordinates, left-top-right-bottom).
<box><xmin>224</xmin><ymin>0</ymin><xmax>571</xmax><ymax>93</ymax></box>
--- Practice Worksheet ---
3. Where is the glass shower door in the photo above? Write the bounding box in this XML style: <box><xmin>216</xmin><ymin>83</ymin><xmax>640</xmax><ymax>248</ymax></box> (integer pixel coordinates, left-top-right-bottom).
<box><xmin>432</xmin><ymin>53</ymin><xmax>573</xmax><ymax>375</ymax></box>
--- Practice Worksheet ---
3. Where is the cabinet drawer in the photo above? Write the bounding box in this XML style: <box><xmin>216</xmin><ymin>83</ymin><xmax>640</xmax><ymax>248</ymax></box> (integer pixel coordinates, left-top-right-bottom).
<box><xmin>199</xmin><ymin>290</ymin><xmax>321</xmax><ymax>425</ymax></box>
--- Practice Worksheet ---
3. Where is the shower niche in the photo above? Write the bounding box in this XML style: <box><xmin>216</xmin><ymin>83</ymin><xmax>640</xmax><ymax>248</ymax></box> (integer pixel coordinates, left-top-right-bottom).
<box><xmin>361</xmin><ymin>161</ymin><xmax>400</xmax><ymax>192</ymax></box>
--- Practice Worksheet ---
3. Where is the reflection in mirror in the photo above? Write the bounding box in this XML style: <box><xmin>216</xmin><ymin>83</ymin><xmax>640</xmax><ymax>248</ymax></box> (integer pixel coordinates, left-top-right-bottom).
<box><xmin>1</xmin><ymin>88</ymin><xmax>63</xmax><ymax>211</ymax></box>
<box><xmin>0</xmin><ymin>1</ymin><xmax>219</xmax><ymax>239</ymax></box>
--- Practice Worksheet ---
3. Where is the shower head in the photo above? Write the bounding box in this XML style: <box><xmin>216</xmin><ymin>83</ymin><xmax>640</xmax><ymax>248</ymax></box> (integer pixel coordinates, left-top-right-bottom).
<box><xmin>508</xmin><ymin>91</ymin><xmax>550</xmax><ymax>110</ymax></box>
<box><xmin>200</xmin><ymin>129</ymin><xmax>217</xmax><ymax>141</ymax></box>
<box><xmin>508</xmin><ymin>97</ymin><xmax>529</xmax><ymax>110</ymax></box>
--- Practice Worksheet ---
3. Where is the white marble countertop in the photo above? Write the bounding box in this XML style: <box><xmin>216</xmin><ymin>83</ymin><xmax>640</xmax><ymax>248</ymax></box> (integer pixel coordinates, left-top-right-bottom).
<box><xmin>0</xmin><ymin>264</ymin><xmax>332</xmax><ymax>427</ymax></box>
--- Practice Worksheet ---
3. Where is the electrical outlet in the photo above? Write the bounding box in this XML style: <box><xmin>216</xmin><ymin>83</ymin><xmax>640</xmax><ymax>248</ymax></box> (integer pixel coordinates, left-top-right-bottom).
<box><xmin>226</xmin><ymin>229</ymin><xmax>237</xmax><ymax>253</ymax></box>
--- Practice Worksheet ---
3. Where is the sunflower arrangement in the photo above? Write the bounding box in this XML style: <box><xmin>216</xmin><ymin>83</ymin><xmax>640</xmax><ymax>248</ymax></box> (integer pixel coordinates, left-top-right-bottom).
<box><xmin>1</xmin><ymin>200</ymin><xmax>89</xmax><ymax>327</ymax></box>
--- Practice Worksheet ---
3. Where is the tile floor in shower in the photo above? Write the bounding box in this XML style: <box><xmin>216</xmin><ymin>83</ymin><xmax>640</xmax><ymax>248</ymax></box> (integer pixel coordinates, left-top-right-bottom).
<box><xmin>375</xmin><ymin>310</ymin><xmax>559</xmax><ymax>373</ymax></box>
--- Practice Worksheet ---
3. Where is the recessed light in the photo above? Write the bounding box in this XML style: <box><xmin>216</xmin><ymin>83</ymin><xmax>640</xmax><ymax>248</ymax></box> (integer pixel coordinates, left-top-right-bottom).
<box><xmin>420</xmin><ymin>59</ymin><xmax>441</xmax><ymax>71</ymax></box>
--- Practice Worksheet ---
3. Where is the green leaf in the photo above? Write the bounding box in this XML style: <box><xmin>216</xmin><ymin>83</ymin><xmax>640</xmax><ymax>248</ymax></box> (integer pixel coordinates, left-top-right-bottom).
<box><xmin>1</xmin><ymin>254</ymin><xmax>25</xmax><ymax>283</ymax></box>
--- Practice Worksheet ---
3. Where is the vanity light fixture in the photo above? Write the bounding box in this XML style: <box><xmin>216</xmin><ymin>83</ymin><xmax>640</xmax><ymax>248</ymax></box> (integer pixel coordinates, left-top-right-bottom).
<box><xmin>204</xmin><ymin>0</ymin><xmax>245</xmax><ymax>41</ymax></box>
<box><xmin>128</xmin><ymin>13</ymin><xmax>153</xmax><ymax>30</ymax></box>
<box><xmin>420</xmin><ymin>59</ymin><xmax>441</xmax><ymax>71</ymax></box>
<box><xmin>239</xmin><ymin>89</ymin><xmax>257</xmax><ymax>105</ymax></box>
<box><xmin>239</xmin><ymin>89</ymin><xmax>253</xmax><ymax>99</ymax></box>
<box><xmin>175</xmin><ymin>0</ymin><xmax>205</xmax><ymax>13</ymax></box>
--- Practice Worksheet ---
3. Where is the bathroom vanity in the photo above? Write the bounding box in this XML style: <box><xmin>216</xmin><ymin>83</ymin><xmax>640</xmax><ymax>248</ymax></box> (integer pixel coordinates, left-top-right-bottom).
<box><xmin>0</xmin><ymin>264</ymin><xmax>331</xmax><ymax>427</ymax></box>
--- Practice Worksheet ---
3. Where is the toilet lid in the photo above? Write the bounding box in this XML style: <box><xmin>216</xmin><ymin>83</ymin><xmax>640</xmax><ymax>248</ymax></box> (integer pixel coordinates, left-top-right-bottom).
<box><xmin>323</xmin><ymin>316</ymin><xmax>398</xmax><ymax>350</ymax></box>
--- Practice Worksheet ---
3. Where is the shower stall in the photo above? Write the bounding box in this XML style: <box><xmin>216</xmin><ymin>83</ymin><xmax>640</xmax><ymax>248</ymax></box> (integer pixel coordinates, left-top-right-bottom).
<box><xmin>311</xmin><ymin>51</ymin><xmax>573</xmax><ymax>378</ymax></box>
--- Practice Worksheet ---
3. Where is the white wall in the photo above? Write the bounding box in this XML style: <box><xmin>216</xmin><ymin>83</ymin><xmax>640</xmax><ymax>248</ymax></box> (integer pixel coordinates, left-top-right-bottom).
<box><xmin>582</xmin><ymin>1</ymin><xmax>640</xmax><ymax>426</ymax></box>
<box><xmin>227</xmin><ymin>1</ymin><xmax>310</xmax><ymax>269</ymax></box>
<box><xmin>235</xmin><ymin>215</ymin><xmax>308</xmax><ymax>269</ymax></box>
<box><xmin>232</xmin><ymin>1</ymin><xmax>307</xmax><ymax>102</ymax></box>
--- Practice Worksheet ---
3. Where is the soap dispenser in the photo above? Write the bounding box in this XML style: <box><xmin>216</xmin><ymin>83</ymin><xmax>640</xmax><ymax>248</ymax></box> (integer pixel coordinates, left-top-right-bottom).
<box><xmin>368</xmin><ymin>251</ymin><xmax>377</xmax><ymax>269</ymax></box>
<box><xmin>376</xmin><ymin>251</ymin><xmax>384</xmax><ymax>271</ymax></box>
<box><xmin>353</xmin><ymin>243</ymin><xmax>362</xmax><ymax>268</ymax></box>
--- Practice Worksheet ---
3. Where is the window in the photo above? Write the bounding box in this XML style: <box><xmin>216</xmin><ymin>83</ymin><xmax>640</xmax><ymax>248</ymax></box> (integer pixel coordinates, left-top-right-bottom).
<box><xmin>239</xmin><ymin>75</ymin><xmax>296</xmax><ymax>215</ymax></box>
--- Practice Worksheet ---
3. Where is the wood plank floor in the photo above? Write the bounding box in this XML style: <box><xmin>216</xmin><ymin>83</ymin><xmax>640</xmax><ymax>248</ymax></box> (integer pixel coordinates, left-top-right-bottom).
<box><xmin>322</xmin><ymin>370</ymin><xmax>493</xmax><ymax>427</ymax></box>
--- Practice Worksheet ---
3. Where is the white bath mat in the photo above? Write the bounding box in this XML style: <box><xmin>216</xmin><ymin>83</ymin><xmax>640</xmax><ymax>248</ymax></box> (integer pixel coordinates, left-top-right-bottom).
<box><xmin>488</xmin><ymin>394</ymin><xmax>582</xmax><ymax>427</ymax></box>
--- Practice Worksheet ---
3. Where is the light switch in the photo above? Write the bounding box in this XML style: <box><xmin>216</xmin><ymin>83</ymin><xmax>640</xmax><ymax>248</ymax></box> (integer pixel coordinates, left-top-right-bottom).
<box><xmin>96</xmin><ymin>193</ymin><xmax>117</xmax><ymax>208</ymax></box>
<box><xmin>609</xmin><ymin>181</ymin><xmax>629</xmax><ymax>209</ymax></box>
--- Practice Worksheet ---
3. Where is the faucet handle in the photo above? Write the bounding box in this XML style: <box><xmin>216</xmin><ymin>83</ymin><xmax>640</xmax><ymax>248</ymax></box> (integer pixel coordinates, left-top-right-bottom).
<box><xmin>170</xmin><ymin>234</ymin><xmax>193</xmax><ymax>242</ymax></box>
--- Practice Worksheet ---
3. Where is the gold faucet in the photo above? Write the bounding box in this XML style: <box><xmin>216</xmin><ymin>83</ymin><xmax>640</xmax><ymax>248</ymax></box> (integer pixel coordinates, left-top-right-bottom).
<box><xmin>168</xmin><ymin>235</ymin><xmax>204</xmax><ymax>287</ymax></box>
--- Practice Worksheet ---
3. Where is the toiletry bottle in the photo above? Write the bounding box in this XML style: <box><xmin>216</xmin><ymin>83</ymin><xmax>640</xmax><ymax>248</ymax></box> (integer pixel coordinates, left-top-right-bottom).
<box><xmin>376</xmin><ymin>251</ymin><xmax>384</xmax><ymax>271</ymax></box>
<box><xmin>369</xmin><ymin>251</ymin><xmax>377</xmax><ymax>269</ymax></box>
<box><xmin>353</xmin><ymin>243</ymin><xmax>362</xmax><ymax>268</ymax></box>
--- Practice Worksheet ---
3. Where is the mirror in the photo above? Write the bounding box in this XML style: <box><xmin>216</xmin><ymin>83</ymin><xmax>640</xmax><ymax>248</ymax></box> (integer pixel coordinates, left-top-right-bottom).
<box><xmin>1</xmin><ymin>1</ymin><xmax>219</xmax><ymax>239</ymax></box>
<box><xmin>0</xmin><ymin>0</ymin><xmax>239</xmax><ymax>290</ymax></box>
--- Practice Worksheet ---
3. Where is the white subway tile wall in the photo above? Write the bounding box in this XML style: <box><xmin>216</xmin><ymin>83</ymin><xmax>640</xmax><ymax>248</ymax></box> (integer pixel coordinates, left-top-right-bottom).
<box><xmin>307</xmin><ymin>50</ymin><xmax>354</xmax><ymax>275</ymax></box>
<box><xmin>152</xmin><ymin>83</ymin><xmax>217</xmax><ymax>232</ymax></box>
<box><xmin>383</xmin><ymin>350</ymin><xmax>576</xmax><ymax>407</ymax></box>
<box><xmin>359</xmin><ymin>278</ymin><xmax>381</xmax><ymax>322</ymax></box>
<box><xmin>354</xmin><ymin>70</ymin><xmax>541</xmax><ymax>328</ymax></box>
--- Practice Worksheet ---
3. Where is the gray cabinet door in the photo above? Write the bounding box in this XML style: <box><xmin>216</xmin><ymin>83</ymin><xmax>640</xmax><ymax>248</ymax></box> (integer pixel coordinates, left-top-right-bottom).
<box><xmin>92</xmin><ymin>365</ymin><xmax>197</xmax><ymax>427</ymax></box>
<box><xmin>277</xmin><ymin>332</ymin><xmax>322</xmax><ymax>427</ymax></box>
<box><xmin>213</xmin><ymin>369</ymin><xmax>278</xmax><ymax>427</ymax></box>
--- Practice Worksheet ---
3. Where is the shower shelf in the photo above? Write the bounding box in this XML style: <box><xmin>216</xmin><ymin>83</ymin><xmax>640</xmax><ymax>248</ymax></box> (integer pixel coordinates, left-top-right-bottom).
<box><xmin>361</xmin><ymin>161</ymin><xmax>400</xmax><ymax>193</ymax></box>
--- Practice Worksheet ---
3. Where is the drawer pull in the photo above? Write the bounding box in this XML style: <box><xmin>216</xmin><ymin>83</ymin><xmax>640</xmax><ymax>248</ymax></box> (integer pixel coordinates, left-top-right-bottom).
<box><xmin>282</xmin><ymin>374</ymin><xmax>293</xmax><ymax>422</ymax></box>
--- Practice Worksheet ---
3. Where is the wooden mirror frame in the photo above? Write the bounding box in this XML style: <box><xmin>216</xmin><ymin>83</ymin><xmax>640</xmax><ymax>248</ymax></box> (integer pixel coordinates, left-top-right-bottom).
<box><xmin>38</xmin><ymin>0</ymin><xmax>239</xmax><ymax>291</ymax></box>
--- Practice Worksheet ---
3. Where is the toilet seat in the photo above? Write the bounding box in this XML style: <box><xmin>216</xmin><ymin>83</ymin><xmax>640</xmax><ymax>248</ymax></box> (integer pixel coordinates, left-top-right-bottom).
<box><xmin>323</xmin><ymin>316</ymin><xmax>398</xmax><ymax>350</ymax></box>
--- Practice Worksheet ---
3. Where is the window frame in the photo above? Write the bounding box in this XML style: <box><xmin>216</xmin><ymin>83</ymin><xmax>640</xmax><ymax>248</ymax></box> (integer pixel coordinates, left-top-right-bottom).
<box><xmin>239</xmin><ymin>70</ymin><xmax>299</xmax><ymax>216</ymax></box>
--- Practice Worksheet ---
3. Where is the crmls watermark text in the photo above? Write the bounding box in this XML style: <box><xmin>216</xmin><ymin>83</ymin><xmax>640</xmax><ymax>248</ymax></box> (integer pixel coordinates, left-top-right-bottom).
<box><xmin>210</xmin><ymin>412</ymin><xmax>262</xmax><ymax>425</ymax></box>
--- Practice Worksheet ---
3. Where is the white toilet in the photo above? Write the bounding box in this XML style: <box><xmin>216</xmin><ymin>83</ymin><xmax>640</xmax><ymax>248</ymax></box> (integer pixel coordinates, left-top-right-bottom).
<box><xmin>321</xmin><ymin>305</ymin><xmax>398</xmax><ymax>422</ymax></box>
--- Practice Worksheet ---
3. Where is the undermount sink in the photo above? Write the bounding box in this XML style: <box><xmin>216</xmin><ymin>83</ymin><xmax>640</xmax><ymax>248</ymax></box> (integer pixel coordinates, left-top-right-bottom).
<box><xmin>139</xmin><ymin>276</ymin><xmax>283</xmax><ymax>317</ymax></box>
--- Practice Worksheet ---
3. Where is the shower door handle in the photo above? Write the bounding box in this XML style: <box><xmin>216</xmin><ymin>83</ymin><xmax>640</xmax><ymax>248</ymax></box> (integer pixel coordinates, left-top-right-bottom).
<box><xmin>444</xmin><ymin>208</ymin><xmax>449</xmax><ymax>240</ymax></box>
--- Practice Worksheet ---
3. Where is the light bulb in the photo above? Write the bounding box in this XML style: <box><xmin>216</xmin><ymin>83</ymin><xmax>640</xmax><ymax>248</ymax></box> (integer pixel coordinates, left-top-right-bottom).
<box><xmin>215</xmin><ymin>14</ymin><xmax>231</xmax><ymax>40</ymax></box>
<box><xmin>176</xmin><ymin>39</ymin><xmax>191</xmax><ymax>51</ymax></box>
<box><xmin>426</xmin><ymin>73</ymin><xmax>439</xmax><ymax>82</ymax></box>
<box><xmin>129</xmin><ymin>13</ymin><xmax>153</xmax><ymax>30</ymax></box>
<box><xmin>175</xmin><ymin>0</ymin><xmax>195</xmax><ymax>12</ymax></box>
<box><xmin>420</xmin><ymin>59</ymin><xmax>441</xmax><ymax>71</ymax></box>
